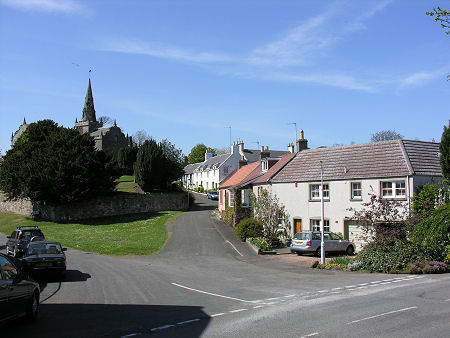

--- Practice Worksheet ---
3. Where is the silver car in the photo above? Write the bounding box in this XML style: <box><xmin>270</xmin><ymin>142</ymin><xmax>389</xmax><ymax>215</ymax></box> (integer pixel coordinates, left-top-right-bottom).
<box><xmin>290</xmin><ymin>231</ymin><xmax>355</xmax><ymax>256</ymax></box>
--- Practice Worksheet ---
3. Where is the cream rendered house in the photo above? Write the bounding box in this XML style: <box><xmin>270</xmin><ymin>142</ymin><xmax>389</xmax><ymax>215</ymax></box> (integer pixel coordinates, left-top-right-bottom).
<box><xmin>253</xmin><ymin>140</ymin><xmax>442</xmax><ymax>251</ymax></box>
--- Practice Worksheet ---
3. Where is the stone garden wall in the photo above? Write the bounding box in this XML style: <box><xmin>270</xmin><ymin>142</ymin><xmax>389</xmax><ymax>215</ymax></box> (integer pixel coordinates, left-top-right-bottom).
<box><xmin>0</xmin><ymin>191</ymin><xmax>188</xmax><ymax>222</ymax></box>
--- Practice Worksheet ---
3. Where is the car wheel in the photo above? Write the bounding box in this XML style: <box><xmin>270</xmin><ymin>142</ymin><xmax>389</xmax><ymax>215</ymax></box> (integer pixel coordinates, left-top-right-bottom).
<box><xmin>26</xmin><ymin>291</ymin><xmax>39</xmax><ymax>321</ymax></box>
<box><xmin>296</xmin><ymin>252</ymin><xmax>303</xmax><ymax>256</ymax></box>
<box><xmin>346</xmin><ymin>245</ymin><xmax>355</xmax><ymax>256</ymax></box>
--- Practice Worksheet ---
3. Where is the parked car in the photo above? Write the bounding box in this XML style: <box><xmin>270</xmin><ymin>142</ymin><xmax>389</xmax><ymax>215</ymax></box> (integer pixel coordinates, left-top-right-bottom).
<box><xmin>290</xmin><ymin>231</ymin><xmax>355</xmax><ymax>256</ymax></box>
<box><xmin>6</xmin><ymin>227</ymin><xmax>45</xmax><ymax>258</ymax></box>
<box><xmin>0</xmin><ymin>253</ymin><xmax>40</xmax><ymax>324</ymax></box>
<box><xmin>207</xmin><ymin>190</ymin><xmax>219</xmax><ymax>200</ymax></box>
<box><xmin>21</xmin><ymin>241</ymin><xmax>67</xmax><ymax>278</ymax></box>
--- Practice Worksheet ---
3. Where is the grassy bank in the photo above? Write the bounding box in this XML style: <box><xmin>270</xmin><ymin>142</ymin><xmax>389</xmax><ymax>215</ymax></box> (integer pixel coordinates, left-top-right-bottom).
<box><xmin>0</xmin><ymin>211</ymin><xmax>182</xmax><ymax>256</ymax></box>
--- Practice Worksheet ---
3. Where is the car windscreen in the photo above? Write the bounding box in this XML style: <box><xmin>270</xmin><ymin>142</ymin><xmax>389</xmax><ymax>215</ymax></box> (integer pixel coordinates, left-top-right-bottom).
<box><xmin>21</xmin><ymin>230</ymin><xmax>43</xmax><ymax>239</ymax></box>
<box><xmin>26</xmin><ymin>243</ymin><xmax>63</xmax><ymax>255</ymax></box>
<box><xmin>293</xmin><ymin>232</ymin><xmax>309</xmax><ymax>240</ymax></box>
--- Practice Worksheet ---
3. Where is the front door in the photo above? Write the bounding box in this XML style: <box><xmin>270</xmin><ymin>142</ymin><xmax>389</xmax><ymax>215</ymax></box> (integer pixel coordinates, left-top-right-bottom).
<box><xmin>293</xmin><ymin>219</ymin><xmax>302</xmax><ymax>234</ymax></box>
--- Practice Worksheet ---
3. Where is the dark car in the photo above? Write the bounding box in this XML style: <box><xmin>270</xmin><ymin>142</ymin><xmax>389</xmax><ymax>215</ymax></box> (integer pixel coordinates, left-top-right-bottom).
<box><xmin>21</xmin><ymin>241</ymin><xmax>67</xmax><ymax>277</ymax></box>
<box><xmin>0</xmin><ymin>253</ymin><xmax>40</xmax><ymax>324</ymax></box>
<box><xmin>207</xmin><ymin>190</ymin><xmax>219</xmax><ymax>200</ymax></box>
<box><xmin>6</xmin><ymin>227</ymin><xmax>45</xmax><ymax>258</ymax></box>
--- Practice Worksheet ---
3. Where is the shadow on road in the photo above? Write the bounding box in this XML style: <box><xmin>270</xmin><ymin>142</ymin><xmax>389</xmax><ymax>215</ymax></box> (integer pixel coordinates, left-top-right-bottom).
<box><xmin>2</xmin><ymin>303</ymin><xmax>211</xmax><ymax>338</ymax></box>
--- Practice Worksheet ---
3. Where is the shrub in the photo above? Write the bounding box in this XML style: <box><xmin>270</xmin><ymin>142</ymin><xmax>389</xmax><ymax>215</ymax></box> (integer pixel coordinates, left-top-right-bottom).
<box><xmin>348</xmin><ymin>260</ymin><xmax>363</xmax><ymax>271</ymax></box>
<box><xmin>444</xmin><ymin>246</ymin><xmax>450</xmax><ymax>265</ymax></box>
<box><xmin>248</xmin><ymin>237</ymin><xmax>272</xmax><ymax>251</ymax></box>
<box><xmin>356</xmin><ymin>238</ymin><xmax>433</xmax><ymax>273</ymax></box>
<box><xmin>235</xmin><ymin>218</ymin><xmax>264</xmax><ymax>241</ymax></box>
<box><xmin>404</xmin><ymin>261</ymin><xmax>448</xmax><ymax>274</ymax></box>
<box><xmin>317</xmin><ymin>257</ymin><xmax>356</xmax><ymax>270</ymax></box>
<box><xmin>410</xmin><ymin>203</ymin><xmax>450</xmax><ymax>261</ymax></box>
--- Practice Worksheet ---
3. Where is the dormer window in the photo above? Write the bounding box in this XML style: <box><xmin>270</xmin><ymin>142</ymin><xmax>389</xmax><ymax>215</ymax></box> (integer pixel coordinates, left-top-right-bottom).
<box><xmin>262</xmin><ymin>159</ymin><xmax>269</xmax><ymax>172</ymax></box>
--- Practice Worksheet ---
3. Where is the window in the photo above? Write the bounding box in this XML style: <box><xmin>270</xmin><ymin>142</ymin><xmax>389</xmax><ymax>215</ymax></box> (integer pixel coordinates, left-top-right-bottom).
<box><xmin>381</xmin><ymin>180</ymin><xmax>406</xmax><ymax>198</ymax></box>
<box><xmin>241</xmin><ymin>189</ymin><xmax>251</xmax><ymax>207</ymax></box>
<box><xmin>223</xmin><ymin>166</ymin><xmax>229</xmax><ymax>174</ymax></box>
<box><xmin>310</xmin><ymin>219</ymin><xmax>330</xmax><ymax>232</ymax></box>
<box><xmin>351</xmin><ymin>182</ymin><xmax>362</xmax><ymax>200</ymax></box>
<box><xmin>0</xmin><ymin>255</ymin><xmax>18</xmax><ymax>280</ymax></box>
<box><xmin>262</xmin><ymin>159</ymin><xmax>268</xmax><ymax>172</ymax></box>
<box><xmin>310</xmin><ymin>184</ymin><xmax>329</xmax><ymax>200</ymax></box>
<box><xmin>228</xmin><ymin>189</ymin><xmax>234</xmax><ymax>207</ymax></box>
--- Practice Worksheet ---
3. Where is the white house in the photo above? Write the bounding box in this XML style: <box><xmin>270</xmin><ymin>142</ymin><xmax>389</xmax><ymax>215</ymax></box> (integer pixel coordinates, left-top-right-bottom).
<box><xmin>253</xmin><ymin>140</ymin><xmax>442</xmax><ymax>251</ymax></box>
<box><xmin>183</xmin><ymin>141</ymin><xmax>289</xmax><ymax>191</ymax></box>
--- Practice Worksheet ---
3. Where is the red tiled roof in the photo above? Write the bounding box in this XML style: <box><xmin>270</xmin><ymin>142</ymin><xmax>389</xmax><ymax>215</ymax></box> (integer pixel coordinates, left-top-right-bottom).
<box><xmin>219</xmin><ymin>162</ymin><xmax>261</xmax><ymax>189</ymax></box>
<box><xmin>253</xmin><ymin>152</ymin><xmax>296</xmax><ymax>184</ymax></box>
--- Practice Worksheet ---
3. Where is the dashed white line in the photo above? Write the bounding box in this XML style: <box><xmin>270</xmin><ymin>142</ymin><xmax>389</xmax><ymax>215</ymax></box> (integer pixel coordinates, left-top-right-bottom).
<box><xmin>253</xmin><ymin>305</ymin><xmax>264</xmax><ymax>309</ymax></box>
<box><xmin>229</xmin><ymin>308</ymin><xmax>247</xmax><ymax>313</ymax></box>
<box><xmin>348</xmin><ymin>307</ymin><xmax>417</xmax><ymax>324</ymax></box>
<box><xmin>332</xmin><ymin>287</ymin><xmax>343</xmax><ymax>290</ymax></box>
<box><xmin>345</xmin><ymin>285</ymin><xmax>357</xmax><ymax>288</ymax></box>
<box><xmin>177</xmin><ymin>319</ymin><xmax>200</xmax><ymax>325</ymax></box>
<box><xmin>151</xmin><ymin>324</ymin><xmax>175</xmax><ymax>331</ymax></box>
<box><xmin>318</xmin><ymin>290</ymin><xmax>328</xmax><ymax>293</ymax></box>
<box><xmin>121</xmin><ymin>334</ymin><xmax>139</xmax><ymax>338</ymax></box>
<box><xmin>211</xmin><ymin>312</ymin><xmax>226</xmax><ymax>317</ymax></box>
<box><xmin>301</xmin><ymin>332</ymin><xmax>319</xmax><ymax>337</ymax></box>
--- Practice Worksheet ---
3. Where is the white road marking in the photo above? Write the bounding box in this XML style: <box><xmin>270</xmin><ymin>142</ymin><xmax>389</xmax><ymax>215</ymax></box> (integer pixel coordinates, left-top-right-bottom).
<box><xmin>121</xmin><ymin>334</ymin><xmax>139</xmax><ymax>338</ymax></box>
<box><xmin>253</xmin><ymin>305</ymin><xmax>264</xmax><ymax>309</ymax></box>
<box><xmin>301</xmin><ymin>332</ymin><xmax>319</xmax><ymax>337</ymax></box>
<box><xmin>345</xmin><ymin>285</ymin><xmax>356</xmax><ymax>288</ymax></box>
<box><xmin>171</xmin><ymin>282</ymin><xmax>255</xmax><ymax>303</ymax></box>
<box><xmin>229</xmin><ymin>308</ymin><xmax>247</xmax><ymax>313</ymax></box>
<box><xmin>226</xmin><ymin>240</ymin><xmax>243</xmax><ymax>256</ymax></box>
<box><xmin>357</xmin><ymin>283</ymin><xmax>369</xmax><ymax>286</ymax></box>
<box><xmin>284</xmin><ymin>295</ymin><xmax>296</xmax><ymax>298</ymax></box>
<box><xmin>177</xmin><ymin>319</ymin><xmax>200</xmax><ymax>325</ymax></box>
<box><xmin>332</xmin><ymin>287</ymin><xmax>343</xmax><ymax>290</ymax></box>
<box><xmin>266</xmin><ymin>297</ymin><xmax>282</xmax><ymax>301</ymax></box>
<box><xmin>211</xmin><ymin>313</ymin><xmax>226</xmax><ymax>317</ymax></box>
<box><xmin>151</xmin><ymin>324</ymin><xmax>175</xmax><ymax>331</ymax></box>
<box><xmin>348</xmin><ymin>307</ymin><xmax>418</xmax><ymax>324</ymax></box>
<box><xmin>318</xmin><ymin>290</ymin><xmax>328</xmax><ymax>293</ymax></box>
<box><xmin>445</xmin><ymin>299</ymin><xmax>450</xmax><ymax>302</ymax></box>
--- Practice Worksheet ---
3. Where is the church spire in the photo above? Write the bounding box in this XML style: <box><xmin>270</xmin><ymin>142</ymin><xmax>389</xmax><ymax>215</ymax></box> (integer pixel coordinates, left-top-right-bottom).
<box><xmin>82</xmin><ymin>78</ymin><xmax>97</xmax><ymax>122</ymax></box>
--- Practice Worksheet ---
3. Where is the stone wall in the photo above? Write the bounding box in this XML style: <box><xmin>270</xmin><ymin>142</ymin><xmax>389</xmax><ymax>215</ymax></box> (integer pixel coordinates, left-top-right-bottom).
<box><xmin>0</xmin><ymin>191</ymin><xmax>188</xmax><ymax>222</ymax></box>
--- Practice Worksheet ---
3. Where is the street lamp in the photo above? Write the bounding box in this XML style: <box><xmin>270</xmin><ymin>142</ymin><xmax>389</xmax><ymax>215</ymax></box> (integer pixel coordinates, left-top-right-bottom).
<box><xmin>320</xmin><ymin>160</ymin><xmax>325</xmax><ymax>264</ymax></box>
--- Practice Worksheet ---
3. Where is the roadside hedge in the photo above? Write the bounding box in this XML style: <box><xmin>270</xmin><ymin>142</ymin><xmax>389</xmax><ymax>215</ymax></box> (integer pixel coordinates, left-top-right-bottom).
<box><xmin>235</xmin><ymin>218</ymin><xmax>264</xmax><ymax>241</ymax></box>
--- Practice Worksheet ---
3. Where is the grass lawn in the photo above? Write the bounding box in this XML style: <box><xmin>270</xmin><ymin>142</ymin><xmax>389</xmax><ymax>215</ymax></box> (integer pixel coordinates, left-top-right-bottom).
<box><xmin>0</xmin><ymin>211</ymin><xmax>183</xmax><ymax>256</ymax></box>
<box><xmin>115</xmin><ymin>175</ymin><xmax>141</xmax><ymax>193</ymax></box>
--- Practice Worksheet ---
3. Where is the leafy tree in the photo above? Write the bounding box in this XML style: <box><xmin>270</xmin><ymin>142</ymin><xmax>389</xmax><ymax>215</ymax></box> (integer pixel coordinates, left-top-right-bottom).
<box><xmin>347</xmin><ymin>192</ymin><xmax>408</xmax><ymax>244</ymax></box>
<box><xmin>427</xmin><ymin>6</ymin><xmax>449</xmax><ymax>34</ymax></box>
<box><xmin>188</xmin><ymin>144</ymin><xmax>216</xmax><ymax>164</ymax></box>
<box><xmin>117</xmin><ymin>146</ymin><xmax>138</xmax><ymax>175</ymax></box>
<box><xmin>440</xmin><ymin>123</ymin><xmax>450</xmax><ymax>182</ymax></box>
<box><xmin>0</xmin><ymin>120</ymin><xmax>119</xmax><ymax>203</ymax></box>
<box><xmin>251</xmin><ymin>189</ymin><xmax>290</xmax><ymax>242</ymax></box>
<box><xmin>160</xmin><ymin>139</ymin><xmax>184</xmax><ymax>184</ymax></box>
<box><xmin>370</xmin><ymin>130</ymin><xmax>403</xmax><ymax>142</ymax></box>
<box><xmin>134</xmin><ymin>139</ymin><xmax>165</xmax><ymax>191</ymax></box>
<box><xmin>133</xmin><ymin>130</ymin><xmax>151</xmax><ymax>147</ymax></box>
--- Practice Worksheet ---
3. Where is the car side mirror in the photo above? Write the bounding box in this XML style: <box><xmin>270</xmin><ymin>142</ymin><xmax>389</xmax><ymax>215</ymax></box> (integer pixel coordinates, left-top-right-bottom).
<box><xmin>63</xmin><ymin>248</ymin><xmax>67</xmax><ymax>251</ymax></box>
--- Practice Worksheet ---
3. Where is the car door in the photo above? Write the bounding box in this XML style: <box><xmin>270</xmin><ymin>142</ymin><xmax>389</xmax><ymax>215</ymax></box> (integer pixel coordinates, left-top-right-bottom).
<box><xmin>323</xmin><ymin>233</ymin><xmax>335</xmax><ymax>252</ymax></box>
<box><xmin>0</xmin><ymin>255</ymin><xmax>28</xmax><ymax>318</ymax></box>
<box><xmin>330</xmin><ymin>233</ymin><xmax>344</xmax><ymax>251</ymax></box>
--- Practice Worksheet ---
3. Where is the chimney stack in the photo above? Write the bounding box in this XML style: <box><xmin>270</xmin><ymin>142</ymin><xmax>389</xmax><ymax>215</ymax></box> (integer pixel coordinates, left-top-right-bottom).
<box><xmin>205</xmin><ymin>150</ymin><xmax>213</xmax><ymax>161</ymax></box>
<box><xmin>288</xmin><ymin>143</ymin><xmax>294</xmax><ymax>153</ymax></box>
<box><xmin>296</xmin><ymin>130</ymin><xmax>308</xmax><ymax>152</ymax></box>
<box><xmin>239</xmin><ymin>155</ymin><xmax>248</xmax><ymax>169</ymax></box>
<box><xmin>260</xmin><ymin>146</ymin><xmax>270</xmax><ymax>160</ymax></box>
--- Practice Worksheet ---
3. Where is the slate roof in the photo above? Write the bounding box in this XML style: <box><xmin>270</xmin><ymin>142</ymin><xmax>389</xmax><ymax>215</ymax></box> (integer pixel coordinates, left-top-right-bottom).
<box><xmin>219</xmin><ymin>162</ymin><xmax>261</xmax><ymax>189</ymax></box>
<box><xmin>272</xmin><ymin>140</ymin><xmax>442</xmax><ymax>183</ymax></box>
<box><xmin>242</xmin><ymin>149</ymin><xmax>289</xmax><ymax>162</ymax></box>
<box><xmin>253</xmin><ymin>153</ymin><xmax>296</xmax><ymax>184</ymax></box>
<box><xmin>183</xmin><ymin>162</ymin><xmax>201</xmax><ymax>175</ymax></box>
<box><xmin>401</xmin><ymin>140</ymin><xmax>441</xmax><ymax>176</ymax></box>
<box><xmin>195</xmin><ymin>153</ymin><xmax>231</xmax><ymax>171</ymax></box>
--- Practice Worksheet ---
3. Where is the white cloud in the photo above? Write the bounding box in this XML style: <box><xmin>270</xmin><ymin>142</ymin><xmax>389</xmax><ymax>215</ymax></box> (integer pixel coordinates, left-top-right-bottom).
<box><xmin>101</xmin><ymin>38</ymin><xmax>236</xmax><ymax>64</ymax></box>
<box><xmin>400</xmin><ymin>68</ymin><xmax>449</xmax><ymax>87</ymax></box>
<box><xmin>0</xmin><ymin>0</ymin><xmax>82</xmax><ymax>13</ymax></box>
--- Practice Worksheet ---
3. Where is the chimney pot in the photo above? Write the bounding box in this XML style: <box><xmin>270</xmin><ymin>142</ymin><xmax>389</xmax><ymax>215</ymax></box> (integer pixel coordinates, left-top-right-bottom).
<box><xmin>300</xmin><ymin>129</ymin><xmax>304</xmax><ymax>140</ymax></box>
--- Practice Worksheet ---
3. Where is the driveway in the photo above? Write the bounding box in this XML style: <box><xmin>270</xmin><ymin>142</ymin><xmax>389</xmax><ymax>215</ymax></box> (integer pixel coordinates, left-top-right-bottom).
<box><xmin>1</xmin><ymin>193</ymin><xmax>449</xmax><ymax>337</ymax></box>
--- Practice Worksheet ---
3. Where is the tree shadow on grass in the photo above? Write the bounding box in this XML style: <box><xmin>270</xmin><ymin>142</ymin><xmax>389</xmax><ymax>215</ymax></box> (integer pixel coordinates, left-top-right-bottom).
<box><xmin>3</xmin><ymin>303</ymin><xmax>211</xmax><ymax>338</ymax></box>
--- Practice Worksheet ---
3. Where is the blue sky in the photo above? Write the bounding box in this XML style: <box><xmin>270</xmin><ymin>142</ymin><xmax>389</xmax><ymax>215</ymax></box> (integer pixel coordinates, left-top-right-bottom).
<box><xmin>1</xmin><ymin>0</ymin><xmax>449</xmax><ymax>157</ymax></box>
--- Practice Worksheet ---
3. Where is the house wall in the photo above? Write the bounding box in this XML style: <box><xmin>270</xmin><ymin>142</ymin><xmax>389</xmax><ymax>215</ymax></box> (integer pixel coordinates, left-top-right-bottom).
<box><xmin>254</xmin><ymin>176</ymin><xmax>413</xmax><ymax>239</ymax></box>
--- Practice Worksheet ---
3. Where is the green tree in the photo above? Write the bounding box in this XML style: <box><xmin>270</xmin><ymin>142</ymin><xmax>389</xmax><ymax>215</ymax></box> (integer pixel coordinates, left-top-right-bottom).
<box><xmin>117</xmin><ymin>146</ymin><xmax>138</xmax><ymax>175</ymax></box>
<box><xmin>440</xmin><ymin>123</ymin><xmax>450</xmax><ymax>182</ymax></box>
<box><xmin>134</xmin><ymin>139</ymin><xmax>165</xmax><ymax>191</ymax></box>
<box><xmin>188</xmin><ymin>144</ymin><xmax>216</xmax><ymax>164</ymax></box>
<box><xmin>0</xmin><ymin>120</ymin><xmax>119</xmax><ymax>203</ymax></box>
<box><xmin>427</xmin><ymin>6</ymin><xmax>449</xmax><ymax>34</ymax></box>
<box><xmin>160</xmin><ymin>139</ymin><xmax>184</xmax><ymax>184</ymax></box>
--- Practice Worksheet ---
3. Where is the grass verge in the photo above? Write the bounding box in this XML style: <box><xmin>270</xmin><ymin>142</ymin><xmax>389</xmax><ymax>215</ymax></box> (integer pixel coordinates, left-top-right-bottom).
<box><xmin>0</xmin><ymin>211</ymin><xmax>183</xmax><ymax>256</ymax></box>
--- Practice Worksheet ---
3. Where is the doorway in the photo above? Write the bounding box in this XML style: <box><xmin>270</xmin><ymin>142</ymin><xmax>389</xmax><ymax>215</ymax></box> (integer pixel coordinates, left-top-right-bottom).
<box><xmin>293</xmin><ymin>218</ymin><xmax>302</xmax><ymax>234</ymax></box>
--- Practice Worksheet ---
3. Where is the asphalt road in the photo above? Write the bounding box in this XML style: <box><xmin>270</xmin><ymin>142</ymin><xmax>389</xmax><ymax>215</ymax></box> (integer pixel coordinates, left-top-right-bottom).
<box><xmin>1</xmin><ymin>193</ymin><xmax>449</xmax><ymax>337</ymax></box>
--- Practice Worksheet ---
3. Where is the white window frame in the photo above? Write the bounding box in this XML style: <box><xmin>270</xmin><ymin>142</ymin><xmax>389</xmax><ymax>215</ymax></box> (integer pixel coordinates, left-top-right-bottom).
<box><xmin>228</xmin><ymin>189</ymin><xmax>234</xmax><ymax>207</ymax></box>
<box><xmin>310</xmin><ymin>219</ymin><xmax>330</xmax><ymax>232</ymax></box>
<box><xmin>381</xmin><ymin>180</ymin><xmax>406</xmax><ymax>199</ymax></box>
<box><xmin>351</xmin><ymin>182</ymin><xmax>362</xmax><ymax>200</ymax></box>
<box><xmin>261</xmin><ymin>159</ymin><xmax>269</xmax><ymax>172</ymax></box>
<box><xmin>241</xmin><ymin>189</ymin><xmax>251</xmax><ymax>207</ymax></box>
<box><xmin>310</xmin><ymin>183</ymin><xmax>329</xmax><ymax>200</ymax></box>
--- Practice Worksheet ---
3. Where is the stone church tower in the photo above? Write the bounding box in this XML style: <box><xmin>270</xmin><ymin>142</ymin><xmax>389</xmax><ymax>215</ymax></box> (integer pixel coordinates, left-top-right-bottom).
<box><xmin>75</xmin><ymin>79</ymin><xmax>132</xmax><ymax>156</ymax></box>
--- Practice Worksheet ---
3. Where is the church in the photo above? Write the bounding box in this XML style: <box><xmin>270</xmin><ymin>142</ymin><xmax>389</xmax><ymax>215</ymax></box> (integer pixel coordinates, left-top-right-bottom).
<box><xmin>12</xmin><ymin>79</ymin><xmax>132</xmax><ymax>157</ymax></box>
<box><xmin>74</xmin><ymin>79</ymin><xmax>132</xmax><ymax>156</ymax></box>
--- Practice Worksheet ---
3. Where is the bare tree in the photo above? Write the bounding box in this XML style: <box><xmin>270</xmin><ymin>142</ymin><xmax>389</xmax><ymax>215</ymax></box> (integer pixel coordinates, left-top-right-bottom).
<box><xmin>215</xmin><ymin>146</ymin><xmax>229</xmax><ymax>155</ymax></box>
<box><xmin>133</xmin><ymin>130</ymin><xmax>151</xmax><ymax>147</ymax></box>
<box><xmin>370</xmin><ymin>130</ymin><xmax>403</xmax><ymax>142</ymax></box>
<box><xmin>98</xmin><ymin>116</ymin><xmax>113</xmax><ymax>126</ymax></box>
